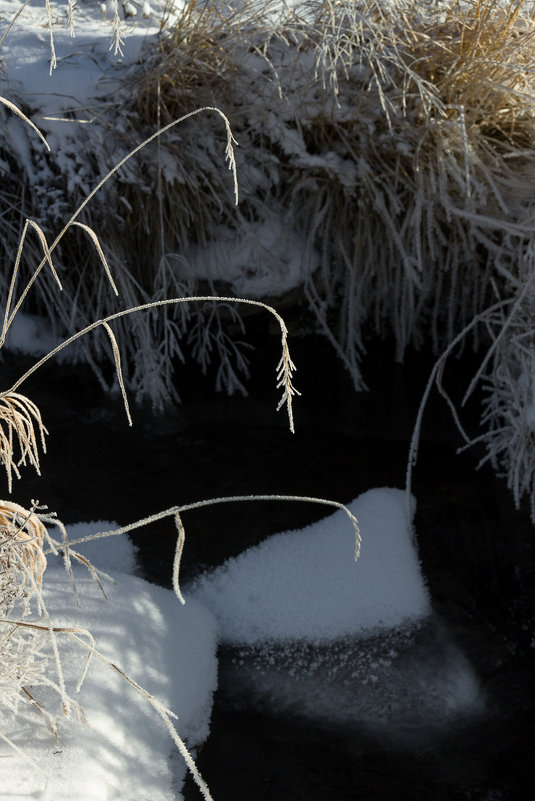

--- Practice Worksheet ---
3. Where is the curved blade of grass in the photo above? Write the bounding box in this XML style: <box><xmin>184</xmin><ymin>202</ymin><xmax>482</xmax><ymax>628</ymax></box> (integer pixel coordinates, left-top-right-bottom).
<box><xmin>54</xmin><ymin>493</ymin><xmax>361</xmax><ymax>608</ymax></box>
<box><xmin>1</xmin><ymin>219</ymin><xmax>61</xmax><ymax>347</ymax></box>
<box><xmin>102</xmin><ymin>322</ymin><xmax>132</xmax><ymax>426</ymax></box>
<box><xmin>3</xmin><ymin>296</ymin><xmax>298</xmax><ymax>432</ymax></box>
<box><xmin>70</xmin><ymin>222</ymin><xmax>118</xmax><ymax>296</ymax></box>
<box><xmin>0</xmin><ymin>96</ymin><xmax>50</xmax><ymax>151</ymax></box>
<box><xmin>4</xmin><ymin>106</ymin><xmax>238</xmax><ymax>333</ymax></box>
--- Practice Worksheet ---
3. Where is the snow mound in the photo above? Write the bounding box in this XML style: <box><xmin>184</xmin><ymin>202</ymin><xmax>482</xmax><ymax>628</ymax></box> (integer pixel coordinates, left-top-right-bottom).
<box><xmin>1</xmin><ymin>522</ymin><xmax>218</xmax><ymax>800</ymax></box>
<box><xmin>189</xmin><ymin>487</ymin><xmax>430</xmax><ymax>643</ymax></box>
<box><xmin>189</xmin><ymin>488</ymin><xmax>484</xmax><ymax>740</ymax></box>
<box><xmin>48</xmin><ymin>519</ymin><xmax>141</xmax><ymax>575</ymax></box>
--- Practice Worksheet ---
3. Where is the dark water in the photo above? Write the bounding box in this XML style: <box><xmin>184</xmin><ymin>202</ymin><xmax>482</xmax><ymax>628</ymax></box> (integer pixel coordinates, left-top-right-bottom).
<box><xmin>3</xmin><ymin>330</ymin><xmax>535</xmax><ymax>801</ymax></box>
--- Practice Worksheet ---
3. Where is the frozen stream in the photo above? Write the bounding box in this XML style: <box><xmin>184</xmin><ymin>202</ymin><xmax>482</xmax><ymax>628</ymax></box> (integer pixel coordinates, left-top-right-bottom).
<box><xmin>217</xmin><ymin>618</ymin><xmax>484</xmax><ymax>746</ymax></box>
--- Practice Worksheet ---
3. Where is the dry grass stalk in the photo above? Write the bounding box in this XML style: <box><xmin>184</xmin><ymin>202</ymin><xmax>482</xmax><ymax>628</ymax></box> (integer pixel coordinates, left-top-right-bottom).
<box><xmin>5</xmin><ymin>295</ymin><xmax>299</xmax><ymax>433</ymax></box>
<box><xmin>0</xmin><ymin>97</ymin><xmax>50</xmax><ymax>150</ymax></box>
<box><xmin>0</xmin><ymin>1</ymin><xmax>31</xmax><ymax>50</ymax></box>
<box><xmin>63</xmin><ymin>493</ymin><xmax>362</xmax><ymax>606</ymax></box>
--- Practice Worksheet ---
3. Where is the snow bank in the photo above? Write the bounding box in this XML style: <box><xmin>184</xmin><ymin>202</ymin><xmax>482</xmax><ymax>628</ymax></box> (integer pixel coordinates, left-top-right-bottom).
<box><xmin>189</xmin><ymin>488</ymin><xmax>430</xmax><ymax>642</ymax></box>
<box><xmin>1</xmin><ymin>522</ymin><xmax>218</xmax><ymax>801</ymax></box>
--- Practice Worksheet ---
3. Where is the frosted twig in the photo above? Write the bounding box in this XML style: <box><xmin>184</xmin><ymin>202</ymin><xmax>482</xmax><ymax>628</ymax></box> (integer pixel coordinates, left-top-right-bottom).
<box><xmin>58</xmin><ymin>493</ymin><xmax>362</xmax><ymax>604</ymax></box>
<box><xmin>4</xmin><ymin>297</ymin><xmax>298</xmax><ymax>432</ymax></box>
<box><xmin>0</xmin><ymin>97</ymin><xmax>49</xmax><ymax>151</ymax></box>
<box><xmin>44</xmin><ymin>0</ymin><xmax>57</xmax><ymax>73</ymax></box>
<box><xmin>172</xmin><ymin>512</ymin><xmax>186</xmax><ymax>605</ymax></box>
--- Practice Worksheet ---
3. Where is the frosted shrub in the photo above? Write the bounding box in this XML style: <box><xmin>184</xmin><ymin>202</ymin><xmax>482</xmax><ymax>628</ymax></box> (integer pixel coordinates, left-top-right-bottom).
<box><xmin>132</xmin><ymin>0</ymin><xmax>535</xmax><ymax>520</ymax></box>
<box><xmin>5</xmin><ymin>0</ymin><xmax>535</xmax><ymax>405</ymax></box>
<box><xmin>71</xmin><ymin>0</ymin><xmax>535</xmax><ymax>396</ymax></box>
<box><xmin>462</xmin><ymin>274</ymin><xmax>535</xmax><ymax>522</ymax></box>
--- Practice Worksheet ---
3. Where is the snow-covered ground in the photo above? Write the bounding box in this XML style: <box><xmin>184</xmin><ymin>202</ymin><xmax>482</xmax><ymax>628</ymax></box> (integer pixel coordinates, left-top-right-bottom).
<box><xmin>1</xmin><ymin>522</ymin><xmax>218</xmax><ymax>801</ymax></box>
<box><xmin>1</xmin><ymin>1</ymin><xmax>172</xmax><ymax>112</ymax></box>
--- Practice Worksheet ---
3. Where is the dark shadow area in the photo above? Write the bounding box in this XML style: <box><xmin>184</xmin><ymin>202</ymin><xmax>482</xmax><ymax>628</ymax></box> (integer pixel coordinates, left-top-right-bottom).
<box><xmin>2</xmin><ymin>329</ymin><xmax>534</xmax><ymax>801</ymax></box>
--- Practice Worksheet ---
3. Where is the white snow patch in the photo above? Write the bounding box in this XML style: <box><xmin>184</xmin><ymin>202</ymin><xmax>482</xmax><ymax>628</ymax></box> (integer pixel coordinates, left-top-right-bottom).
<box><xmin>3</xmin><ymin>310</ymin><xmax>61</xmax><ymax>355</ymax></box>
<box><xmin>1</xmin><ymin>520</ymin><xmax>218</xmax><ymax>800</ymax></box>
<box><xmin>187</xmin><ymin>218</ymin><xmax>319</xmax><ymax>298</ymax></box>
<box><xmin>0</xmin><ymin>0</ymin><xmax>184</xmax><ymax>150</ymax></box>
<box><xmin>47</xmin><ymin>519</ymin><xmax>141</xmax><ymax>575</ymax></box>
<box><xmin>189</xmin><ymin>487</ymin><xmax>430</xmax><ymax>643</ymax></box>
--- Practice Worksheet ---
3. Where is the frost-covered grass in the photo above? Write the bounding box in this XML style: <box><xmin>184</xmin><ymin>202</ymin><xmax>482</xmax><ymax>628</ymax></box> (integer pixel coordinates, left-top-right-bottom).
<box><xmin>3</xmin><ymin>0</ymin><xmax>535</xmax><ymax>518</ymax></box>
<box><xmin>0</xmin><ymin>2</ymin><xmax>531</xmax><ymax>795</ymax></box>
<box><xmin>106</xmin><ymin>0</ymin><xmax>535</xmax><ymax>384</ymax></box>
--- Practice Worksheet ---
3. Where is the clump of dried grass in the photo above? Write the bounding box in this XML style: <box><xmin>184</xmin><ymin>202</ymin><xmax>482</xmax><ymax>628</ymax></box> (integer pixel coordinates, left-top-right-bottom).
<box><xmin>287</xmin><ymin>0</ymin><xmax>535</xmax><ymax>375</ymax></box>
<box><xmin>4</xmin><ymin>1</ymin><xmax>535</xmax><ymax>410</ymax></box>
<box><xmin>136</xmin><ymin>0</ymin><xmax>535</xmax><ymax>523</ymax></box>
<box><xmin>0</xmin><ymin>394</ymin><xmax>48</xmax><ymax>493</ymax></box>
<box><xmin>374</xmin><ymin>1</ymin><xmax>535</xmax><ymax>520</ymax></box>
<box><xmin>96</xmin><ymin>0</ymin><xmax>535</xmax><ymax>395</ymax></box>
<box><xmin>0</xmin><ymin>500</ymin><xmax>47</xmax><ymax>616</ymax></box>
